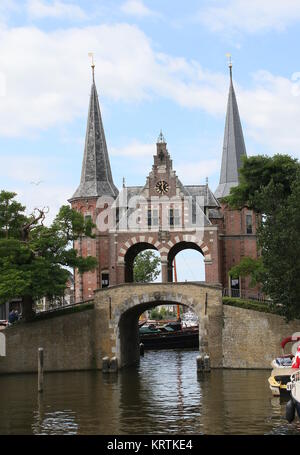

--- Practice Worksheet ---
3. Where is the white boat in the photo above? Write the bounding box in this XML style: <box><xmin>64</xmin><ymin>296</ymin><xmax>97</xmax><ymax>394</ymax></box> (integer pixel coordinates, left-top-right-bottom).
<box><xmin>286</xmin><ymin>370</ymin><xmax>300</xmax><ymax>422</ymax></box>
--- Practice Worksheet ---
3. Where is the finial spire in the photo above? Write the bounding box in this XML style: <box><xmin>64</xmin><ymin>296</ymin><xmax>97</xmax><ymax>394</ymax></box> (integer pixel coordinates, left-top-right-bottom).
<box><xmin>157</xmin><ymin>130</ymin><xmax>166</xmax><ymax>143</ymax></box>
<box><xmin>226</xmin><ymin>53</ymin><xmax>233</xmax><ymax>83</ymax></box>
<box><xmin>88</xmin><ymin>52</ymin><xmax>95</xmax><ymax>83</ymax></box>
<box><xmin>214</xmin><ymin>55</ymin><xmax>247</xmax><ymax>200</ymax></box>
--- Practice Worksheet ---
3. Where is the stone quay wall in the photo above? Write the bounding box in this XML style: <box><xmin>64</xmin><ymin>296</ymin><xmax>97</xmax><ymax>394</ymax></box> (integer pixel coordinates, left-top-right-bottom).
<box><xmin>0</xmin><ymin>305</ymin><xmax>96</xmax><ymax>374</ymax></box>
<box><xmin>222</xmin><ymin>305</ymin><xmax>300</xmax><ymax>369</ymax></box>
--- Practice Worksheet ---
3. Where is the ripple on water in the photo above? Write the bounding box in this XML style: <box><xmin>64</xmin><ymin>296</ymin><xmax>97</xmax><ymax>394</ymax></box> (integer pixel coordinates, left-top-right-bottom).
<box><xmin>0</xmin><ymin>349</ymin><xmax>298</xmax><ymax>435</ymax></box>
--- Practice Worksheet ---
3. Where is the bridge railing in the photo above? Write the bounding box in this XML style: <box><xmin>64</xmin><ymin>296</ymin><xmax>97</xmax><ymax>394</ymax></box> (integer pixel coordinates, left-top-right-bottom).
<box><xmin>35</xmin><ymin>299</ymin><xmax>94</xmax><ymax>316</ymax></box>
<box><xmin>222</xmin><ymin>288</ymin><xmax>272</xmax><ymax>303</ymax></box>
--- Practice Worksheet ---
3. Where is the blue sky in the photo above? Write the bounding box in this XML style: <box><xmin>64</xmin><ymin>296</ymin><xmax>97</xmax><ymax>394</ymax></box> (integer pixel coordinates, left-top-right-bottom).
<box><xmin>1</xmin><ymin>0</ymin><xmax>300</xmax><ymax>280</ymax></box>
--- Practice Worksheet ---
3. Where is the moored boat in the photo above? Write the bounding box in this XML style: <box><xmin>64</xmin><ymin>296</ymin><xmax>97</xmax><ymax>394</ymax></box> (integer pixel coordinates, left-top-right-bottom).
<box><xmin>286</xmin><ymin>370</ymin><xmax>300</xmax><ymax>422</ymax></box>
<box><xmin>139</xmin><ymin>321</ymin><xmax>199</xmax><ymax>350</ymax></box>
<box><xmin>268</xmin><ymin>337</ymin><xmax>300</xmax><ymax>396</ymax></box>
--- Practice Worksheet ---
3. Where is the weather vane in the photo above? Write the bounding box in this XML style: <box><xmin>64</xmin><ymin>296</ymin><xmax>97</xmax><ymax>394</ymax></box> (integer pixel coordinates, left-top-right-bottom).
<box><xmin>226</xmin><ymin>53</ymin><xmax>233</xmax><ymax>80</ymax></box>
<box><xmin>88</xmin><ymin>52</ymin><xmax>95</xmax><ymax>82</ymax></box>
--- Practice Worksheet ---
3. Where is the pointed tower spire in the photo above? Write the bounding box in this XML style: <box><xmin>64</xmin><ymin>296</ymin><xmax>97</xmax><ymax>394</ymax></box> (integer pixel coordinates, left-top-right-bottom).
<box><xmin>70</xmin><ymin>57</ymin><xmax>118</xmax><ymax>201</ymax></box>
<box><xmin>215</xmin><ymin>58</ymin><xmax>247</xmax><ymax>199</ymax></box>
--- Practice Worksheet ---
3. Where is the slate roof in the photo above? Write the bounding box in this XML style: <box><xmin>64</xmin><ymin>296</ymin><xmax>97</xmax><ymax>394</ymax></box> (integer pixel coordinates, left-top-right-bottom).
<box><xmin>69</xmin><ymin>81</ymin><xmax>118</xmax><ymax>201</ymax></box>
<box><xmin>215</xmin><ymin>68</ymin><xmax>247</xmax><ymax>199</ymax></box>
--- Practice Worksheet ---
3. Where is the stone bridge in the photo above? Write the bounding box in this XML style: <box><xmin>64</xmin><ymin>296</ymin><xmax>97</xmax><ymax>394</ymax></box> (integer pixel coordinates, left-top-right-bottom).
<box><xmin>0</xmin><ymin>282</ymin><xmax>223</xmax><ymax>374</ymax></box>
<box><xmin>94</xmin><ymin>282</ymin><xmax>223</xmax><ymax>368</ymax></box>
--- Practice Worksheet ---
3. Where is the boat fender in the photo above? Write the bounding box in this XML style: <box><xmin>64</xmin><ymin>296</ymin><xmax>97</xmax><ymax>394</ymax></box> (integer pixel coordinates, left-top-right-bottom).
<box><xmin>286</xmin><ymin>399</ymin><xmax>295</xmax><ymax>423</ymax></box>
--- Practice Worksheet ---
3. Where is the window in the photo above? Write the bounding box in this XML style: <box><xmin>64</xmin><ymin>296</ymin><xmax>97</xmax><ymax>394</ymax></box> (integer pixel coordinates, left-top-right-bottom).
<box><xmin>85</xmin><ymin>214</ymin><xmax>92</xmax><ymax>223</ymax></box>
<box><xmin>246</xmin><ymin>214</ymin><xmax>253</xmax><ymax>234</ymax></box>
<box><xmin>148</xmin><ymin>209</ymin><xmax>152</xmax><ymax>227</ymax></box>
<box><xmin>152</xmin><ymin>208</ymin><xmax>159</xmax><ymax>226</ymax></box>
<box><xmin>101</xmin><ymin>273</ymin><xmax>109</xmax><ymax>289</ymax></box>
<box><xmin>230</xmin><ymin>277</ymin><xmax>240</xmax><ymax>298</ymax></box>
<box><xmin>169</xmin><ymin>208</ymin><xmax>174</xmax><ymax>227</ymax></box>
<box><xmin>174</xmin><ymin>208</ymin><xmax>180</xmax><ymax>227</ymax></box>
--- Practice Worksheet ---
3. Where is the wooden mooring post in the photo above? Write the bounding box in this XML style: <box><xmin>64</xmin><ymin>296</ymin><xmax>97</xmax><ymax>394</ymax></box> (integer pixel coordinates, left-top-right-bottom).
<box><xmin>38</xmin><ymin>348</ymin><xmax>44</xmax><ymax>393</ymax></box>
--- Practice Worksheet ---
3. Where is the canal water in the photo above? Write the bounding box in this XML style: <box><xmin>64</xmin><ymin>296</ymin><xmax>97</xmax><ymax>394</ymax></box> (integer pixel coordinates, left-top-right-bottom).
<box><xmin>0</xmin><ymin>349</ymin><xmax>299</xmax><ymax>435</ymax></box>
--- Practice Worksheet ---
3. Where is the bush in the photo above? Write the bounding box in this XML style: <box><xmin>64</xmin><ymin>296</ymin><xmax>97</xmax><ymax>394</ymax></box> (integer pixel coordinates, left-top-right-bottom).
<box><xmin>222</xmin><ymin>297</ymin><xmax>278</xmax><ymax>314</ymax></box>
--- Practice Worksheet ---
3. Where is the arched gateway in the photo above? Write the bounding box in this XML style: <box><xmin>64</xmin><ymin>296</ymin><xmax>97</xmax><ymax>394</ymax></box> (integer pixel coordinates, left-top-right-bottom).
<box><xmin>69</xmin><ymin>63</ymin><xmax>261</xmax><ymax>306</ymax></box>
<box><xmin>93</xmin><ymin>282</ymin><xmax>223</xmax><ymax>369</ymax></box>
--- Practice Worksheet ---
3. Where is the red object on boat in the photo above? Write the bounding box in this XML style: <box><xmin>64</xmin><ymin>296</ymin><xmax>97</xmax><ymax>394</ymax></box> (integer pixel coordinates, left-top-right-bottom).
<box><xmin>281</xmin><ymin>336</ymin><xmax>300</xmax><ymax>350</ymax></box>
<box><xmin>292</xmin><ymin>347</ymin><xmax>300</xmax><ymax>368</ymax></box>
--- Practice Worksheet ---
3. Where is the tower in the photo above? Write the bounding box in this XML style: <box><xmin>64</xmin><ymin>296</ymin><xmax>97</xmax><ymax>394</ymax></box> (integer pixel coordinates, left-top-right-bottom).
<box><xmin>69</xmin><ymin>61</ymin><xmax>118</xmax><ymax>302</ymax></box>
<box><xmin>215</xmin><ymin>60</ymin><xmax>259</xmax><ymax>296</ymax></box>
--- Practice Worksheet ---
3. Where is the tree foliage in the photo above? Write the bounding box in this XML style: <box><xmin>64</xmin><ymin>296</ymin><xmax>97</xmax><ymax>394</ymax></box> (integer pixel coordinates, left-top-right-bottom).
<box><xmin>133</xmin><ymin>250</ymin><xmax>161</xmax><ymax>283</ymax></box>
<box><xmin>0</xmin><ymin>191</ymin><xmax>97</xmax><ymax>320</ymax></box>
<box><xmin>226</xmin><ymin>155</ymin><xmax>300</xmax><ymax>320</ymax></box>
<box><xmin>229</xmin><ymin>257</ymin><xmax>266</xmax><ymax>288</ymax></box>
<box><xmin>224</xmin><ymin>154</ymin><xmax>299</xmax><ymax>212</ymax></box>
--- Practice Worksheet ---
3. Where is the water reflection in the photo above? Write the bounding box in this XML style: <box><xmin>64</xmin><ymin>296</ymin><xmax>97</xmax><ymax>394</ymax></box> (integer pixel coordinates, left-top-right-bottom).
<box><xmin>0</xmin><ymin>350</ymin><xmax>299</xmax><ymax>435</ymax></box>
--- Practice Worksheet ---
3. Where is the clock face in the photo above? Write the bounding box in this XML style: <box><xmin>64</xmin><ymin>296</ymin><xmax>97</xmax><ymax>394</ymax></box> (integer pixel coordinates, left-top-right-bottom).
<box><xmin>155</xmin><ymin>180</ymin><xmax>169</xmax><ymax>195</ymax></box>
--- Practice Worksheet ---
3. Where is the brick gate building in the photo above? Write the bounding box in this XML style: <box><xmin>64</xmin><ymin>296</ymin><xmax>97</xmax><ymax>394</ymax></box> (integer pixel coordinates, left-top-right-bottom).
<box><xmin>69</xmin><ymin>63</ymin><xmax>259</xmax><ymax>303</ymax></box>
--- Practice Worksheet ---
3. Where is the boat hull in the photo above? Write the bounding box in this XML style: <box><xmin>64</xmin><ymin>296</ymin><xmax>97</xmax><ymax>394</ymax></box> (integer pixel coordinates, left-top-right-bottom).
<box><xmin>140</xmin><ymin>330</ymin><xmax>199</xmax><ymax>350</ymax></box>
<box><xmin>268</xmin><ymin>368</ymin><xmax>294</xmax><ymax>397</ymax></box>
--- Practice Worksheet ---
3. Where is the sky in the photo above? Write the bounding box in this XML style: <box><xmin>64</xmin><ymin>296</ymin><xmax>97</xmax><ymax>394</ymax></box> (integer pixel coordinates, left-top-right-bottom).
<box><xmin>1</xmin><ymin>0</ymin><xmax>300</xmax><ymax>281</ymax></box>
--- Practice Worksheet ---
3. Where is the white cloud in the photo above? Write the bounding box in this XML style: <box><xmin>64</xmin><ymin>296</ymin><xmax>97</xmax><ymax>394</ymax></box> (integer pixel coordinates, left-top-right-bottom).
<box><xmin>17</xmin><ymin>183</ymin><xmax>74</xmax><ymax>224</ymax></box>
<box><xmin>27</xmin><ymin>0</ymin><xmax>87</xmax><ymax>20</ymax></box>
<box><xmin>121</xmin><ymin>0</ymin><xmax>157</xmax><ymax>18</ymax></box>
<box><xmin>0</xmin><ymin>23</ymin><xmax>227</xmax><ymax>137</ymax></box>
<box><xmin>198</xmin><ymin>0</ymin><xmax>300</xmax><ymax>34</ymax></box>
<box><xmin>111</xmin><ymin>141</ymin><xmax>155</xmax><ymax>157</ymax></box>
<box><xmin>0</xmin><ymin>154</ymin><xmax>51</xmax><ymax>183</ymax></box>
<box><xmin>239</xmin><ymin>71</ymin><xmax>300</xmax><ymax>152</ymax></box>
<box><xmin>0</xmin><ymin>21</ymin><xmax>299</xmax><ymax>156</ymax></box>
<box><xmin>176</xmin><ymin>159</ymin><xmax>220</xmax><ymax>184</ymax></box>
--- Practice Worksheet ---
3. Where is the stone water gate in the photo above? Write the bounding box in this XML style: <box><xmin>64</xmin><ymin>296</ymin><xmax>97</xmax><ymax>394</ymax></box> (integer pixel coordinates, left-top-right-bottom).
<box><xmin>94</xmin><ymin>282</ymin><xmax>223</xmax><ymax>369</ymax></box>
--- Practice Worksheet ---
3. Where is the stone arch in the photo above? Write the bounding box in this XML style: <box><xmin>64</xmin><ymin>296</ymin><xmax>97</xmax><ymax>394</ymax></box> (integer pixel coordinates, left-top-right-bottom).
<box><xmin>119</xmin><ymin>238</ymin><xmax>162</xmax><ymax>283</ymax></box>
<box><xmin>167</xmin><ymin>238</ymin><xmax>209</xmax><ymax>282</ymax></box>
<box><xmin>0</xmin><ymin>332</ymin><xmax>6</xmax><ymax>357</ymax></box>
<box><xmin>116</xmin><ymin>291</ymin><xmax>203</xmax><ymax>368</ymax></box>
<box><xmin>118</xmin><ymin>235</ymin><xmax>162</xmax><ymax>263</ymax></box>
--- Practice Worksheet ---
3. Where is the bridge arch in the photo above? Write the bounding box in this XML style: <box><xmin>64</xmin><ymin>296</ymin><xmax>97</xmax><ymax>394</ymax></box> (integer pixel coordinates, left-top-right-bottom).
<box><xmin>94</xmin><ymin>283</ymin><xmax>223</xmax><ymax>369</ymax></box>
<box><xmin>117</xmin><ymin>291</ymin><xmax>203</xmax><ymax>368</ymax></box>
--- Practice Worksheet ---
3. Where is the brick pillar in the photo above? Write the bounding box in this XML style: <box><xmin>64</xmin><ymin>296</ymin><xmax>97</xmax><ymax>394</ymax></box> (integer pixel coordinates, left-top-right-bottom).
<box><xmin>117</xmin><ymin>263</ymin><xmax>126</xmax><ymax>284</ymax></box>
<box><xmin>161</xmin><ymin>261</ymin><xmax>168</xmax><ymax>283</ymax></box>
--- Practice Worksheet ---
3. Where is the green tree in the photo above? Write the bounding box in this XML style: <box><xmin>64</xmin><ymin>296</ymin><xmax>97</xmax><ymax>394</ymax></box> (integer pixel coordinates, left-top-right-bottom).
<box><xmin>0</xmin><ymin>191</ymin><xmax>97</xmax><ymax>320</ymax></box>
<box><xmin>226</xmin><ymin>155</ymin><xmax>300</xmax><ymax>320</ymax></box>
<box><xmin>224</xmin><ymin>154</ymin><xmax>299</xmax><ymax>211</ymax></box>
<box><xmin>229</xmin><ymin>257</ymin><xmax>266</xmax><ymax>288</ymax></box>
<box><xmin>133</xmin><ymin>250</ymin><xmax>161</xmax><ymax>283</ymax></box>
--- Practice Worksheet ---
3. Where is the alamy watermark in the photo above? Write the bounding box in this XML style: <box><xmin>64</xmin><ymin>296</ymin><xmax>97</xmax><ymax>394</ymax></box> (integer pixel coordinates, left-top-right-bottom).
<box><xmin>94</xmin><ymin>191</ymin><xmax>207</xmax><ymax>242</ymax></box>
